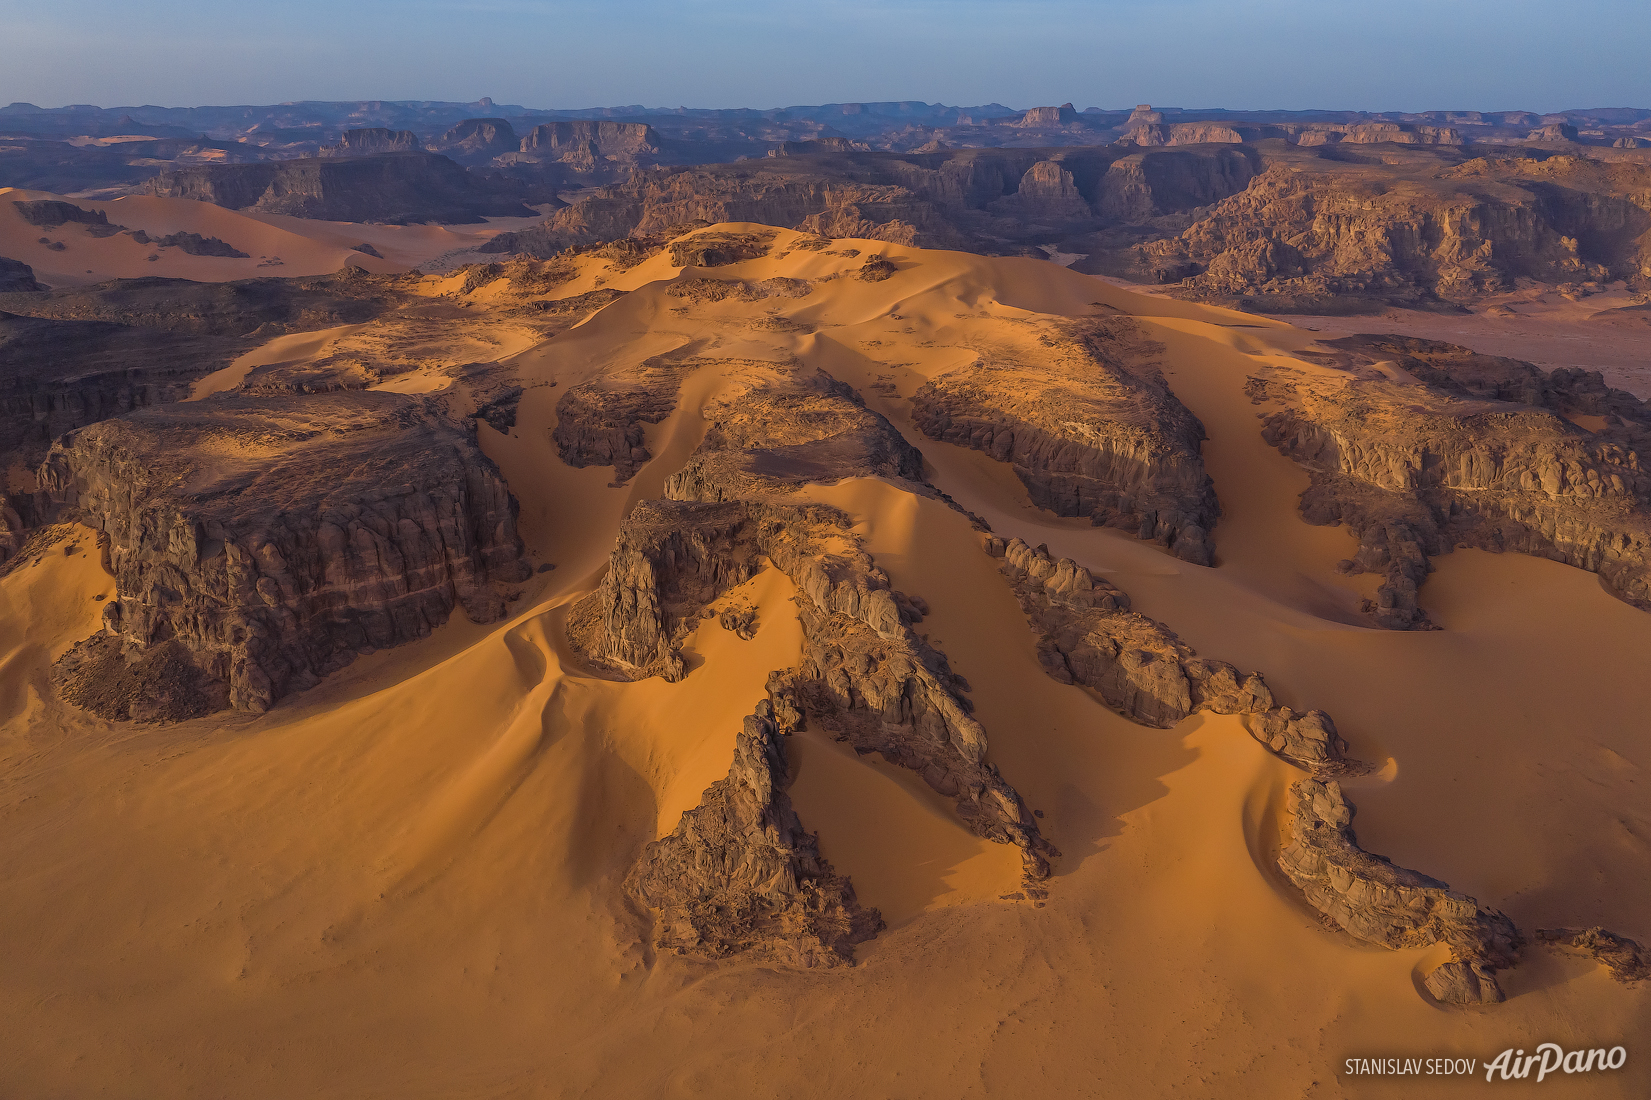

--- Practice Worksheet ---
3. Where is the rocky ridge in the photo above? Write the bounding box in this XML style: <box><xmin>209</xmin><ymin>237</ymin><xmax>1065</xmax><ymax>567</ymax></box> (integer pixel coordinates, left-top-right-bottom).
<box><xmin>1254</xmin><ymin>335</ymin><xmax>1651</xmax><ymax>628</ymax></box>
<box><xmin>909</xmin><ymin>316</ymin><xmax>1218</xmax><ymax>564</ymax></box>
<box><xmin>1282</xmin><ymin>779</ymin><xmax>1523</xmax><ymax>1004</ymax></box>
<box><xmin>626</xmin><ymin>701</ymin><xmax>884</xmax><ymax>966</ymax></box>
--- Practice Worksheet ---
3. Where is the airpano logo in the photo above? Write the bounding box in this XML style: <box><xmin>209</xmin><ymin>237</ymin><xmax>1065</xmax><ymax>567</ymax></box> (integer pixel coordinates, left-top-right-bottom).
<box><xmin>1342</xmin><ymin>1044</ymin><xmax>1628</xmax><ymax>1082</ymax></box>
<box><xmin>1483</xmin><ymin>1044</ymin><xmax>1627</xmax><ymax>1082</ymax></box>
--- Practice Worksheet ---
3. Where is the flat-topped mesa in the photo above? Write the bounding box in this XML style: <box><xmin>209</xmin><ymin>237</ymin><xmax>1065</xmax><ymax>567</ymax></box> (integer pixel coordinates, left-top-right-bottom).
<box><xmin>1256</xmin><ymin>337</ymin><xmax>1651</xmax><ymax>627</ymax></box>
<box><xmin>39</xmin><ymin>392</ymin><xmax>530</xmax><ymax>719</ymax></box>
<box><xmin>910</xmin><ymin>317</ymin><xmax>1218</xmax><ymax>565</ymax></box>
<box><xmin>518</xmin><ymin>121</ymin><xmax>661</xmax><ymax>159</ymax></box>
<box><xmin>568</xmin><ymin>498</ymin><xmax>1056</xmax><ymax>882</ymax></box>
<box><xmin>142</xmin><ymin>153</ymin><xmax>536</xmax><ymax>224</ymax></box>
<box><xmin>320</xmin><ymin>128</ymin><xmax>420</xmax><ymax>157</ymax></box>
<box><xmin>663</xmin><ymin>365</ymin><xmax>923</xmax><ymax>503</ymax></box>
<box><xmin>626</xmin><ymin>699</ymin><xmax>883</xmax><ymax>966</ymax></box>
<box><xmin>1282</xmin><ymin>779</ymin><xmax>1523</xmax><ymax>1005</ymax></box>
<box><xmin>988</xmin><ymin>535</ymin><xmax>1352</xmax><ymax>774</ymax></box>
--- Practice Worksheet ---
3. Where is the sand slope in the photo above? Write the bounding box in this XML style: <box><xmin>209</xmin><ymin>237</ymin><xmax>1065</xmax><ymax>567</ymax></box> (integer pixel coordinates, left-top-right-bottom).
<box><xmin>0</xmin><ymin>187</ymin><xmax>546</xmax><ymax>286</ymax></box>
<box><xmin>0</xmin><ymin>227</ymin><xmax>1645</xmax><ymax>1097</ymax></box>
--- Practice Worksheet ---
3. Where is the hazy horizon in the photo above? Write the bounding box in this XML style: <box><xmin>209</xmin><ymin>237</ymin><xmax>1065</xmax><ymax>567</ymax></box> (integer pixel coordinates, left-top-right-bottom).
<box><xmin>2</xmin><ymin>0</ymin><xmax>1647</xmax><ymax>116</ymax></box>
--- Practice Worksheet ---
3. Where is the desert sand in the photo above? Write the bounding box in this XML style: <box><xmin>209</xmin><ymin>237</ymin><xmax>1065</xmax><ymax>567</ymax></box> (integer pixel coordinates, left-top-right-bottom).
<box><xmin>1</xmin><ymin>226</ymin><xmax>1645</xmax><ymax>1097</ymax></box>
<box><xmin>0</xmin><ymin>187</ymin><xmax>545</xmax><ymax>286</ymax></box>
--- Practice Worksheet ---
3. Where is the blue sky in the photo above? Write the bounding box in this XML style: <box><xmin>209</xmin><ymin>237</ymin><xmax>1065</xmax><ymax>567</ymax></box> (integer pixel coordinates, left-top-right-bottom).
<box><xmin>2</xmin><ymin>0</ymin><xmax>1647</xmax><ymax>113</ymax></box>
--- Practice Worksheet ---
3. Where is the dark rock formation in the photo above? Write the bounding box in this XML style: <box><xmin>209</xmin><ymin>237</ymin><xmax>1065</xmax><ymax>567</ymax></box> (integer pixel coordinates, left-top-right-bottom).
<box><xmin>663</xmin><ymin>365</ymin><xmax>922</xmax><ymax>503</ymax></box>
<box><xmin>553</xmin><ymin>353</ymin><xmax>695</xmax><ymax>484</ymax></box>
<box><xmin>151</xmin><ymin>230</ymin><xmax>250</xmax><ymax>258</ymax></box>
<box><xmin>669</xmin><ymin>229</ymin><xmax>775</xmax><ymax>268</ymax></box>
<box><xmin>626</xmin><ymin>700</ymin><xmax>883</xmax><ymax>966</ymax></box>
<box><xmin>38</xmin><ymin>392</ymin><xmax>531</xmax><ymax>716</ymax></box>
<box><xmin>143</xmin><ymin>153</ymin><xmax>536</xmax><ymax>224</ymax></box>
<box><xmin>0</xmin><ymin>256</ymin><xmax>42</xmax><ymax>292</ymax></box>
<box><xmin>1255</xmin><ymin>336</ymin><xmax>1651</xmax><ymax>627</ymax></box>
<box><xmin>1281</xmin><ymin>778</ymin><xmax>1522</xmax><ymax>1001</ymax></box>
<box><xmin>1535</xmin><ymin>927</ymin><xmax>1649</xmax><ymax>984</ymax></box>
<box><xmin>320</xmin><ymin>128</ymin><xmax>420</xmax><ymax>157</ymax></box>
<box><xmin>910</xmin><ymin>316</ymin><xmax>1218</xmax><ymax>564</ymax></box>
<box><xmin>12</xmin><ymin>198</ymin><xmax>115</xmax><ymax>231</ymax></box>
<box><xmin>989</xmin><ymin>535</ymin><xmax>1353</xmax><ymax>773</ymax></box>
<box><xmin>567</xmin><ymin>497</ymin><xmax>1057</xmax><ymax>882</ymax></box>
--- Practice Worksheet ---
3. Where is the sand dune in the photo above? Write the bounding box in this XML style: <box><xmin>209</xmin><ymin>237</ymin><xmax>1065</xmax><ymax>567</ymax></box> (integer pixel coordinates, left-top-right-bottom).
<box><xmin>0</xmin><ymin>187</ymin><xmax>546</xmax><ymax>286</ymax></box>
<box><xmin>0</xmin><ymin>225</ymin><xmax>1644</xmax><ymax>1097</ymax></box>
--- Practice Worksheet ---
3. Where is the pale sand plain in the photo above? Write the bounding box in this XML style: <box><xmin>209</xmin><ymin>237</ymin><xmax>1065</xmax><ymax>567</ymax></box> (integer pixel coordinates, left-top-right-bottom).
<box><xmin>0</xmin><ymin>226</ymin><xmax>1645</xmax><ymax>1097</ymax></box>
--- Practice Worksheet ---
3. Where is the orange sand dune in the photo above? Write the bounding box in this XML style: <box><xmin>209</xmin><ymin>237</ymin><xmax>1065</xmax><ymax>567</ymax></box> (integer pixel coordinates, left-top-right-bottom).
<box><xmin>0</xmin><ymin>226</ymin><xmax>1644</xmax><ymax>1097</ymax></box>
<box><xmin>0</xmin><ymin>187</ymin><xmax>544</xmax><ymax>286</ymax></box>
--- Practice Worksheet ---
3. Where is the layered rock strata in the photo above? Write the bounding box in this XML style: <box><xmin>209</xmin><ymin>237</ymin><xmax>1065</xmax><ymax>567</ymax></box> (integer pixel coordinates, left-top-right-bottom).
<box><xmin>1281</xmin><ymin>779</ymin><xmax>1523</xmax><ymax>1003</ymax></box>
<box><xmin>40</xmin><ymin>392</ymin><xmax>530</xmax><ymax>716</ymax></box>
<box><xmin>989</xmin><ymin>535</ymin><xmax>1352</xmax><ymax>773</ymax></box>
<box><xmin>1256</xmin><ymin>337</ymin><xmax>1651</xmax><ymax>627</ymax></box>
<box><xmin>626</xmin><ymin>701</ymin><xmax>883</xmax><ymax>967</ymax></box>
<box><xmin>910</xmin><ymin>317</ymin><xmax>1218</xmax><ymax>564</ymax></box>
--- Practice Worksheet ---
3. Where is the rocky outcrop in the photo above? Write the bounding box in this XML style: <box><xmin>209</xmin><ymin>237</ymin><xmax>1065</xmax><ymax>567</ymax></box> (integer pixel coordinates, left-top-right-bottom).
<box><xmin>1535</xmin><ymin>927</ymin><xmax>1649</xmax><ymax>984</ymax></box>
<box><xmin>143</xmin><ymin>153</ymin><xmax>536</xmax><ymax>224</ymax></box>
<box><xmin>663</xmin><ymin>365</ymin><xmax>922</xmax><ymax>503</ymax></box>
<box><xmin>989</xmin><ymin>535</ymin><xmax>1353</xmax><ymax>773</ymax></box>
<box><xmin>568</xmin><ymin>497</ymin><xmax>1056</xmax><ymax>882</ymax></box>
<box><xmin>1137</xmin><ymin>156</ymin><xmax>1651</xmax><ymax>306</ymax></box>
<box><xmin>0</xmin><ymin>256</ymin><xmax>42</xmax><ymax>292</ymax></box>
<box><xmin>1255</xmin><ymin>337</ymin><xmax>1651</xmax><ymax>627</ymax></box>
<box><xmin>626</xmin><ymin>700</ymin><xmax>883</xmax><ymax>966</ymax></box>
<box><xmin>516</xmin><ymin>121</ymin><xmax>661</xmax><ymax>172</ymax></box>
<box><xmin>320</xmin><ymin>128</ymin><xmax>420</xmax><ymax>157</ymax></box>
<box><xmin>11</xmin><ymin>198</ymin><xmax>118</xmax><ymax>231</ymax></box>
<box><xmin>38</xmin><ymin>392</ymin><xmax>531</xmax><ymax>716</ymax></box>
<box><xmin>910</xmin><ymin>317</ymin><xmax>1218</xmax><ymax>564</ymax></box>
<box><xmin>553</xmin><ymin>354</ymin><xmax>696</xmax><ymax>484</ymax></box>
<box><xmin>1281</xmin><ymin>778</ymin><xmax>1523</xmax><ymax>1002</ymax></box>
<box><xmin>429</xmin><ymin>118</ymin><xmax>518</xmax><ymax>165</ymax></box>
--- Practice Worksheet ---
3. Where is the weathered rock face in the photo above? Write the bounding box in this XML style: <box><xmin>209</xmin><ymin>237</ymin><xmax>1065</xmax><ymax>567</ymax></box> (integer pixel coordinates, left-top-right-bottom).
<box><xmin>0</xmin><ymin>256</ymin><xmax>41</xmax><ymax>292</ymax></box>
<box><xmin>1254</xmin><ymin>336</ymin><xmax>1651</xmax><ymax>627</ymax></box>
<box><xmin>516</xmin><ymin>121</ymin><xmax>661</xmax><ymax>172</ymax></box>
<box><xmin>478</xmin><ymin>146</ymin><xmax>1259</xmax><ymax>259</ymax></box>
<box><xmin>1281</xmin><ymin>779</ymin><xmax>1523</xmax><ymax>1000</ymax></box>
<box><xmin>320</xmin><ymin>128</ymin><xmax>420</xmax><ymax>157</ymax></box>
<box><xmin>567</xmin><ymin>497</ymin><xmax>1056</xmax><ymax>883</ymax></box>
<box><xmin>429</xmin><ymin>118</ymin><xmax>518</xmax><ymax>165</ymax></box>
<box><xmin>1137</xmin><ymin>155</ymin><xmax>1651</xmax><ymax>307</ymax></box>
<box><xmin>990</xmin><ymin>535</ymin><xmax>1353</xmax><ymax>773</ymax></box>
<box><xmin>663</xmin><ymin>365</ymin><xmax>922</xmax><ymax>503</ymax></box>
<box><xmin>553</xmin><ymin>354</ymin><xmax>696</xmax><ymax>484</ymax></box>
<box><xmin>1535</xmin><ymin>927</ymin><xmax>1649</xmax><ymax>984</ymax></box>
<box><xmin>910</xmin><ymin>317</ymin><xmax>1218</xmax><ymax>564</ymax></box>
<box><xmin>39</xmin><ymin>392</ymin><xmax>530</xmax><ymax>716</ymax></box>
<box><xmin>143</xmin><ymin>153</ymin><xmax>536</xmax><ymax>224</ymax></box>
<box><xmin>626</xmin><ymin>701</ymin><xmax>883</xmax><ymax>967</ymax></box>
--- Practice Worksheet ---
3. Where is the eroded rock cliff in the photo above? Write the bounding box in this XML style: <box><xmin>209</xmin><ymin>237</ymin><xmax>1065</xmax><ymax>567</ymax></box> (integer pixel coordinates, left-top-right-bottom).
<box><xmin>40</xmin><ymin>392</ymin><xmax>530</xmax><ymax>716</ymax></box>
<box><xmin>1254</xmin><ymin>336</ymin><xmax>1651</xmax><ymax>627</ymax></box>
<box><xmin>910</xmin><ymin>316</ymin><xmax>1218</xmax><ymax>564</ymax></box>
